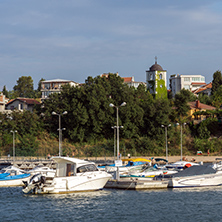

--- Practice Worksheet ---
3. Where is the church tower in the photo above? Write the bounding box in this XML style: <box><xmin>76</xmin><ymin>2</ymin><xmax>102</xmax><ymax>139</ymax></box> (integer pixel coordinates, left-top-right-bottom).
<box><xmin>146</xmin><ymin>57</ymin><xmax>167</xmax><ymax>99</ymax></box>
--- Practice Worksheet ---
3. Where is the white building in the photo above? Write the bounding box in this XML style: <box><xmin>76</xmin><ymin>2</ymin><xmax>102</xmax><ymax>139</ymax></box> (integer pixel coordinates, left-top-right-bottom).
<box><xmin>41</xmin><ymin>79</ymin><xmax>79</xmax><ymax>100</ymax></box>
<box><xmin>169</xmin><ymin>74</ymin><xmax>206</xmax><ymax>97</ymax></box>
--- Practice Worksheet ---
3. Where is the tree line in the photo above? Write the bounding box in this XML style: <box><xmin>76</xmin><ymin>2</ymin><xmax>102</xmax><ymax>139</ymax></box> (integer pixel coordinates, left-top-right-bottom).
<box><xmin>1</xmin><ymin>71</ymin><xmax>222</xmax><ymax>157</ymax></box>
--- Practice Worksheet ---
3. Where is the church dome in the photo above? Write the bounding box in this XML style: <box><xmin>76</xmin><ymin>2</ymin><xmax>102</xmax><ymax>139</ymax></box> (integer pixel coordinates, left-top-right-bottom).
<box><xmin>149</xmin><ymin>61</ymin><xmax>163</xmax><ymax>71</ymax></box>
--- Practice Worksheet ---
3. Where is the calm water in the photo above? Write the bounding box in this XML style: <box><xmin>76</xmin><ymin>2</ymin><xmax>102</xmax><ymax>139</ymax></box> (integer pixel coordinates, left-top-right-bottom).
<box><xmin>1</xmin><ymin>186</ymin><xmax>222</xmax><ymax>222</ymax></box>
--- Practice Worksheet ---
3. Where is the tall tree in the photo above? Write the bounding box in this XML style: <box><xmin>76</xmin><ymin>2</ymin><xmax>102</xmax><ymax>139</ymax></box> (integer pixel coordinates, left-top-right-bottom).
<box><xmin>173</xmin><ymin>89</ymin><xmax>191</xmax><ymax>121</ymax></box>
<box><xmin>13</xmin><ymin>76</ymin><xmax>34</xmax><ymax>98</ymax></box>
<box><xmin>212</xmin><ymin>85</ymin><xmax>222</xmax><ymax>109</ymax></box>
<box><xmin>34</xmin><ymin>78</ymin><xmax>45</xmax><ymax>98</ymax></box>
<box><xmin>2</xmin><ymin>86</ymin><xmax>9</xmax><ymax>98</ymax></box>
<box><xmin>211</xmin><ymin>70</ymin><xmax>222</xmax><ymax>96</ymax></box>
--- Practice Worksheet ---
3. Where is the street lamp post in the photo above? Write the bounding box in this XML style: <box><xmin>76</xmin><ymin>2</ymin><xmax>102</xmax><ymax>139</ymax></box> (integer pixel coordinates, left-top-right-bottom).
<box><xmin>52</xmin><ymin>111</ymin><xmax>68</xmax><ymax>156</ymax></box>
<box><xmin>10</xmin><ymin>130</ymin><xmax>17</xmax><ymax>165</ymax></box>
<box><xmin>109</xmin><ymin>102</ymin><xmax>126</xmax><ymax>180</ymax></box>
<box><xmin>161</xmin><ymin>124</ymin><xmax>171</xmax><ymax>161</ymax></box>
<box><xmin>111</xmin><ymin>126</ymin><xmax>117</xmax><ymax>162</ymax></box>
<box><xmin>177</xmin><ymin>122</ymin><xmax>186</xmax><ymax>160</ymax></box>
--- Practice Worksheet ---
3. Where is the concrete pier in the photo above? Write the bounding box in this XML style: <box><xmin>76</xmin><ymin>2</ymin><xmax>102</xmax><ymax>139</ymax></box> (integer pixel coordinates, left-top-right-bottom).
<box><xmin>0</xmin><ymin>158</ymin><xmax>56</xmax><ymax>170</ymax></box>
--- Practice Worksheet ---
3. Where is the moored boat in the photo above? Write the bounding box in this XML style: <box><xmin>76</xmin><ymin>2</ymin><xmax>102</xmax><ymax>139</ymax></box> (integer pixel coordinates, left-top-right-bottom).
<box><xmin>22</xmin><ymin>156</ymin><xmax>112</xmax><ymax>194</ymax></box>
<box><xmin>168</xmin><ymin>164</ymin><xmax>222</xmax><ymax>188</ymax></box>
<box><xmin>0</xmin><ymin>165</ymin><xmax>31</xmax><ymax>187</ymax></box>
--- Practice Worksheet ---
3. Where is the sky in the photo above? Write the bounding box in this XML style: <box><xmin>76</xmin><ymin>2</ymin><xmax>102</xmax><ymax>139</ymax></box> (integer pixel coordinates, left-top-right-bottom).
<box><xmin>1</xmin><ymin>0</ymin><xmax>222</xmax><ymax>90</ymax></box>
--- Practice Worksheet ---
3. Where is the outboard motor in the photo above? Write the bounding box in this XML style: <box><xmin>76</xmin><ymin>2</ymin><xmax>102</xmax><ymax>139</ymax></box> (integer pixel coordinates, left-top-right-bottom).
<box><xmin>22</xmin><ymin>174</ymin><xmax>46</xmax><ymax>194</ymax></box>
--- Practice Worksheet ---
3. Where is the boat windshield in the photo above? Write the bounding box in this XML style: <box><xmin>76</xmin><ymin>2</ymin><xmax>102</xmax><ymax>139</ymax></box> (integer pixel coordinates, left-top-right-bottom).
<box><xmin>77</xmin><ymin>164</ymin><xmax>98</xmax><ymax>173</ymax></box>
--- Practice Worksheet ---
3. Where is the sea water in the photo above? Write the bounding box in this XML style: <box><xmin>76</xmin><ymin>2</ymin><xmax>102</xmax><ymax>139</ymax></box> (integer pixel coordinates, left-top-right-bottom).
<box><xmin>0</xmin><ymin>186</ymin><xmax>222</xmax><ymax>222</ymax></box>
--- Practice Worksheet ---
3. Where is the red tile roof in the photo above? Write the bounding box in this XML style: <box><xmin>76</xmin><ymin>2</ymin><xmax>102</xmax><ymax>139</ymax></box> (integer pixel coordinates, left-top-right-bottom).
<box><xmin>188</xmin><ymin>100</ymin><xmax>215</xmax><ymax>110</ymax></box>
<box><xmin>191</xmin><ymin>82</ymin><xmax>206</xmax><ymax>85</ymax></box>
<box><xmin>122</xmin><ymin>77</ymin><xmax>133</xmax><ymax>83</ymax></box>
<box><xmin>0</xmin><ymin>95</ymin><xmax>3</xmax><ymax>103</ymax></box>
<box><xmin>7</xmin><ymin>98</ymin><xmax>40</xmax><ymax>105</ymax></box>
<box><xmin>192</xmin><ymin>82</ymin><xmax>212</xmax><ymax>94</ymax></box>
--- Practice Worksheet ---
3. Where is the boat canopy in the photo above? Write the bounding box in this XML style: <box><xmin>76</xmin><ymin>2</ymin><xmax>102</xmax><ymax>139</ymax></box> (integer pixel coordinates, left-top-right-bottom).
<box><xmin>155</xmin><ymin>158</ymin><xmax>168</xmax><ymax>163</ymax></box>
<box><xmin>121</xmin><ymin>158</ymin><xmax>151</xmax><ymax>163</ymax></box>
<box><xmin>171</xmin><ymin>165</ymin><xmax>216</xmax><ymax>178</ymax></box>
<box><xmin>52</xmin><ymin>156</ymin><xmax>95</xmax><ymax>168</ymax></box>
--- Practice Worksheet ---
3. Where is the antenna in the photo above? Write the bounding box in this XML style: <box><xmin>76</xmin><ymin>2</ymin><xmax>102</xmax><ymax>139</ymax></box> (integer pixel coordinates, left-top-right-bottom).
<box><xmin>155</xmin><ymin>56</ymin><xmax>157</xmax><ymax>64</ymax></box>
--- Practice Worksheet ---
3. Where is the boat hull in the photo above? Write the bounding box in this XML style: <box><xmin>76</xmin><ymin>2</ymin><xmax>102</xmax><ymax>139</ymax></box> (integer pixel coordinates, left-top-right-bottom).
<box><xmin>24</xmin><ymin>172</ymin><xmax>112</xmax><ymax>194</ymax></box>
<box><xmin>168</xmin><ymin>172</ymin><xmax>222</xmax><ymax>188</ymax></box>
<box><xmin>0</xmin><ymin>174</ymin><xmax>31</xmax><ymax>187</ymax></box>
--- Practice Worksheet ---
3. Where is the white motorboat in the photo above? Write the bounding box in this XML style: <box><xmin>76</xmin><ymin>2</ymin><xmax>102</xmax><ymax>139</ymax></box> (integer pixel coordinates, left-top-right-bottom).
<box><xmin>168</xmin><ymin>164</ymin><xmax>222</xmax><ymax>188</ymax></box>
<box><xmin>129</xmin><ymin>166</ymin><xmax>178</xmax><ymax>178</ymax></box>
<box><xmin>0</xmin><ymin>165</ymin><xmax>31</xmax><ymax>187</ymax></box>
<box><xmin>165</xmin><ymin>161</ymin><xmax>199</xmax><ymax>171</ymax></box>
<box><xmin>22</xmin><ymin>156</ymin><xmax>112</xmax><ymax>194</ymax></box>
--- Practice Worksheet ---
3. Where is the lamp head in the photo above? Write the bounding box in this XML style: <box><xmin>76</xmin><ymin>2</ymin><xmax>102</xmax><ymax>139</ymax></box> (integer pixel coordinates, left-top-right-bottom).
<box><xmin>109</xmin><ymin>103</ymin><xmax>115</xmax><ymax>108</ymax></box>
<box><xmin>120</xmin><ymin>102</ymin><xmax>126</xmax><ymax>107</ymax></box>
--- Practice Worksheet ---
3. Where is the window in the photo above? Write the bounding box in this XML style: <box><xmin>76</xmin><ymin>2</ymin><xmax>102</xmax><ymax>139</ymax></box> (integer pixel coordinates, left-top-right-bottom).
<box><xmin>192</xmin><ymin>77</ymin><xmax>200</xmax><ymax>82</ymax></box>
<box><xmin>159</xmin><ymin>74</ymin><xmax>162</xmax><ymax>80</ymax></box>
<box><xmin>77</xmin><ymin>164</ymin><xmax>98</xmax><ymax>173</ymax></box>
<box><xmin>184</xmin><ymin>77</ymin><xmax>190</xmax><ymax>82</ymax></box>
<box><xmin>66</xmin><ymin>164</ymin><xmax>75</xmax><ymax>176</ymax></box>
<box><xmin>184</xmin><ymin>85</ymin><xmax>190</xmax><ymax>90</ymax></box>
<box><xmin>150</xmin><ymin>74</ymin><xmax>153</xmax><ymax>80</ymax></box>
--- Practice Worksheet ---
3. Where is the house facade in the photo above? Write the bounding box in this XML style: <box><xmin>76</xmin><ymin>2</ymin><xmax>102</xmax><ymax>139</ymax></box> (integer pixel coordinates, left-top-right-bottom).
<box><xmin>170</xmin><ymin>74</ymin><xmax>206</xmax><ymax>97</ymax></box>
<box><xmin>101</xmin><ymin>73</ymin><xmax>146</xmax><ymax>88</ymax></box>
<box><xmin>41</xmin><ymin>79</ymin><xmax>79</xmax><ymax>100</ymax></box>
<box><xmin>188</xmin><ymin>100</ymin><xmax>216</xmax><ymax>124</ymax></box>
<box><xmin>0</xmin><ymin>93</ymin><xmax>8</xmax><ymax>111</ymax></box>
<box><xmin>5</xmin><ymin>98</ymin><xmax>40</xmax><ymax>112</ymax></box>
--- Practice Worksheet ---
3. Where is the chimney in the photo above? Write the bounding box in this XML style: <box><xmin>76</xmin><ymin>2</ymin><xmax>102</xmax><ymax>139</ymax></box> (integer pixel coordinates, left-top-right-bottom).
<box><xmin>196</xmin><ymin>100</ymin><xmax>200</xmax><ymax>109</ymax></box>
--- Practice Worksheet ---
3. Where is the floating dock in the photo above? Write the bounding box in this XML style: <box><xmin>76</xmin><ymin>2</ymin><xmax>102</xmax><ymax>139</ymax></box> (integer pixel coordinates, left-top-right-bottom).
<box><xmin>105</xmin><ymin>178</ymin><xmax>168</xmax><ymax>190</ymax></box>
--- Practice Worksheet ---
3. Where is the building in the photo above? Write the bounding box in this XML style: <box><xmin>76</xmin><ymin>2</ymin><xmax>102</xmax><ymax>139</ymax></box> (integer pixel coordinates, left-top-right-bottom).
<box><xmin>41</xmin><ymin>79</ymin><xmax>79</xmax><ymax>100</ymax></box>
<box><xmin>122</xmin><ymin>76</ymin><xmax>146</xmax><ymax>88</ymax></box>
<box><xmin>192</xmin><ymin>82</ymin><xmax>212</xmax><ymax>96</ymax></box>
<box><xmin>146</xmin><ymin>59</ymin><xmax>167</xmax><ymax>99</ymax></box>
<box><xmin>0</xmin><ymin>93</ymin><xmax>8</xmax><ymax>111</ymax></box>
<box><xmin>188</xmin><ymin>100</ymin><xmax>216</xmax><ymax>124</ymax></box>
<box><xmin>5</xmin><ymin>98</ymin><xmax>40</xmax><ymax>112</ymax></box>
<box><xmin>169</xmin><ymin>74</ymin><xmax>206</xmax><ymax>97</ymax></box>
<box><xmin>101</xmin><ymin>73</ymin><xmax>146</xmax><ymax>88</ymax></box>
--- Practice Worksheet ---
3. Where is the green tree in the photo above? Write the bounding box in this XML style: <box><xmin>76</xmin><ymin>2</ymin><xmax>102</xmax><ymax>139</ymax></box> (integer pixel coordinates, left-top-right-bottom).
<box><xmin>198</xmin><ymin>93</ymin><xmax>212</xmax><ymax>105</ymax></box>
<box><xmin>211</xmin><ymin>70</ymin><xmax>222</xmax><ymax>96</ymax></box>
<box><xmin>34</xmin><ymin>78</ymin><xmax>45</xmax><ymax>98</ymax></box>
<box><xmin>212</xmin><ymin>85</ymin><xmax>222</xmax><ymax>109</ymax></box>
<box><xmin>173</xmin><ymin>89</ymin><xmax>191</xmax><ymax>120</ymax></box>
<box><xmin>2</xmin><ymin>85</ymin><xmax>9</xmax><ymax>98</ymax></box>
<box><xmin>13</xmin><ymin>76</ymin><xmax>34</xmax><ymax>98</ymax></box>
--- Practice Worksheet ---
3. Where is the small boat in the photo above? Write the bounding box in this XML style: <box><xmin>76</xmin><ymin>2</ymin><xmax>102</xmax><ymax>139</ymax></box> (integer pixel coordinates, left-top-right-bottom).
<box><xmin>0</xmin><ymin>165</ymin><xmax>31</xmax><ymax>187</ymax></box>
<box><xmin>165</xmin><ymin>161</ymin><xmax>199</xmax><ymax>171</ymax></box>
<box><xmin>22</xmin><ymin>156</ymin><xmax>112</xmax><ymax>194</ymax></box>
<box><xmin>168</xmin><ymin>163</ymin><xmax>222</xmax><ymax>188</ymax></box>
<box><xmin>129</xmin><ymin>165</ymin><xmax>178</xmax><ymax>178</ymax></box>
<box><xmin>105</xmin><ymin>158</ymin><xmax>151</xmax><ymax>175</ymax></box>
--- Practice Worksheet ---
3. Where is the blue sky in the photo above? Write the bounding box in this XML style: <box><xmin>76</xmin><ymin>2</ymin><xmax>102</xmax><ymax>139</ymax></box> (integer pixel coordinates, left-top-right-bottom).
<box><xmin>1</xmin><ymin>0</ymin><xmax>222</xmax><ymax>90</ymax></box>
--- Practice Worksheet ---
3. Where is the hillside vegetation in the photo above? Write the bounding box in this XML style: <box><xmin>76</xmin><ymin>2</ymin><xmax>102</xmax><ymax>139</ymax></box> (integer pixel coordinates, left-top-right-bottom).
<box><xmin>1</xmin><ymin>73</ymin><xmax>222</xmax><ymax>157</ymax></box>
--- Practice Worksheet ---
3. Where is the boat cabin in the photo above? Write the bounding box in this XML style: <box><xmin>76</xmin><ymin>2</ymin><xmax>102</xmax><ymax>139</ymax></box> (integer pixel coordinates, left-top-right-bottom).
<box><xmin>53</xmin><ymin>157</ymin><xmax>98</xmax><ymax>177</ymax></box>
